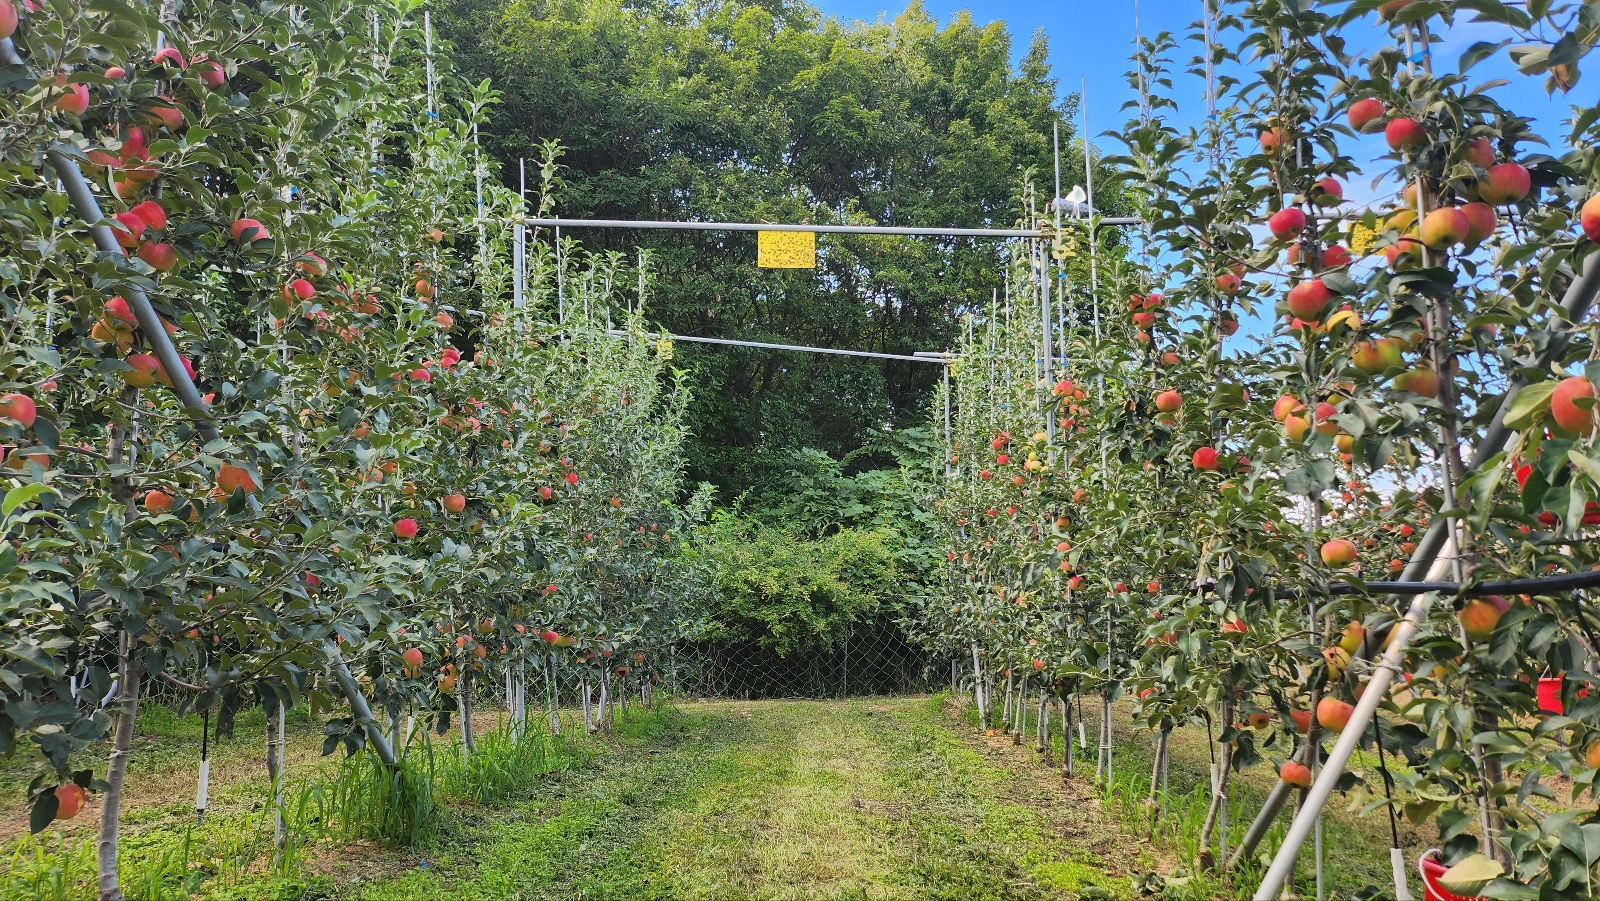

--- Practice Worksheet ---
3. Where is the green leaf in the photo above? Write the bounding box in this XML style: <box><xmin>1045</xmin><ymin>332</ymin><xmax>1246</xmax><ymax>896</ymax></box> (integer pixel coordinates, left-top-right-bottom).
<box><xmin>1439</xmin><ymin>853</ymin><xmax>1504</xmax><ymax>896</ymax></box>
<box><xmin>28</xmin><ymin>792</ymin><xmax>58</xmax><ymax>834</ymax></box>
<box><xmin>2</xmin><ymin>483</ymin><xmax>54</xmax><ymax>517</ymax></box>
<box><xmin>1504</xmin><ymin>381</ymin><xmax>1557</xmax><ymax>431</ymax></box>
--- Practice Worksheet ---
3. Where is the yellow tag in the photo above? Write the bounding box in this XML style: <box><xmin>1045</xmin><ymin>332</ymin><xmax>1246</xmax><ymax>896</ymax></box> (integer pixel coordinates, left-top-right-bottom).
<box><xmin>1349</xmin><ymin>222</ymin><xmax>1376</xmax><ymax>256</ymax></box>
<box><xmin>655</xmin><ymin>338</ymin><xmax>673</xmax><ymax>361</ymax></box>
<box><xmin>757</xmin><ymin>230</ymin><xmax>816</xmax><ymax>268</ymax></box>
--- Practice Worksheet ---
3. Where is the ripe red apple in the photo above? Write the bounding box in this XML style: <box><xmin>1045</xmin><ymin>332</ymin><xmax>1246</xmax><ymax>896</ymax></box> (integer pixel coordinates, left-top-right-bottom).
<box><xmin>0</xmin><ymin>393</ymin><xmax>37</xmax><ymax>428</ymax></box>
<box><xmin>1393</xmin><ymin>367</ymin><xmax>1440</xmax><ymax>397</ymax></box>
<box><xmin>538</xmin><ymin>485</ymin><xmax>553</xmax><ymax>500</ymax></box>
<box><xmin>1463</xmin><ymin>137</ymin><xmax>1495</xmax><ymax>169</ymax></box>
<box><xmin>1457</xmin><ymin>595</ymin><xmax>1510</xmax><ymax>641</ymax></box>
<box><xmin>1312</xmin><ymin>177</ymin><xmax>1343</xmax><ymax>206</ymax></box>
<box><xmin>409</xmin><ymin>368</ymin><xmax>431</xmax><ymax>382</ymax></box>
<box><xmin>1259</xmin><ymin>127</ymin><xmax>1289</xmax><ymax>155</ymax></box>
<box><xmin>122</xmin><ymin>353</ymin><xmax>163</xmax><ymax>389</ymax></box>
<box><xmin>1193</xmin><ymin>447</ymin><xmax>1219</xmax><ymax>470</ymax></box>
<box><xmin>1272</xmin><ymin>395</ymin><xmax>1304</xmax><ymax>422</ymax></box>
<box><xmin>216</xmin><ymin>463</ymin><xmax>257</xmax><ymax>496</ymax></box>
<box><xmin>1268</xmin><ymin>207</ymin><xmax>1306</xmax><ymax>241</ymax></box>
<box><xmin>565</xmin><ymin>471</ymin><xmax>579</xmax><ymax>485</ymax></box>
<box><xmin>0</xmin><ymin>0</ymin><xmax>16</xmax><ymax>39</ymax></box>
<box><xmin>1316</xmin><ymin>697</ymin><xmax>1355</xmax><ymax>733</ymax></box>
<box><xmin>1552</xmin><ymin>376</ymin><xmax>1597</xmax><ymax>436</ymax></box>
<box><xmin>230</xmin><ymin>218</ymin><xmax>270</xmax><ymax>244</ymax></box>
<box><xmin>402</xmin><ymin>647</ymin><xmax>425</xmax><ymax>668</ymax></box>
<box><xmin>1147</xmin><ymin>581</ymin><xmax>1160</xmax><ymax>594</ymax></box>
<box><xmin>1154</xmin><ymin>389</ymin><xmax>1182</xmax><ymax>413</ymax></box>
<box><xmin>152</xmin><ymin>46</ymin><xmax>187</xmax><ymax>69</ymax></box>
<box><xmin>394</xmin><ymin>518</ymin><xmax>418</xmax><ymax>539</ymax></box>
<box><xmin>1313</xmin><ymin>401</ymin><xmax>1340</xmax><ymax>435</ymax></box>
<box><xmin>1131</xmin><ymin>311</ymin><xmax>1155</xmax><ymax>329</ymax></box>
<box><xmin>1290</xmin><ymin>709</ymin><xmax>1312</xmax><ymax>734</ymax></box>
<box><xmin>1581</xmin><ymin>195</ymin><xmax>1600</xmax><ymax>242</ymax></box>
<box><xmin>1346</xmin><ymin>97</ymin><xmax>1385</xmax><ymax>133</ymax></box>
<box><xmin>1350</xmin><ymin>338</ymin><xmax>1401</xmax><ymax>374</ymax></box>
<box><xmin>137</xmin><ymin>241</ymin><xmax>178</xmax><ymax>272</ymax></box>
<box><xmin>442</xmin><ymin>493</ymin><xmax>467</xmax><ymax>514</ymax></box>
<box><xmin>1281</xmin><ymin>760</ymin><xmax>1313</xmax><ymax>788</ymax></box>
<box><xmin>110</xmin><ymin>212</ymin><xmax>145</xmax><ymax>249</ymax></box>
<box><xmin>1478</xmin><ymin>163</ymin><xmax>1531</xmax><ymax>205</ymax></box>
<box><xmin>142</xmin><ymin>489</ymin><xmax>173</xmax><ymax>514</ymax></box>
<box><xmin>1321</xmin><ymin>244</ymin><xmax>1353</xmax><ymax>268</ymax></box>
<box><xmin>1385</xmin><ymin>117</ymin><xmax>1427</xmax><ymax>151</ymax></box>
<box><xmin>1215</xmin><ymin>273</ymin><xmax>1241</xmax><ymax>295</ymax></box>
<box><xmin>283</xmin><ymin>278</ymin><xmax>315</xmax><ymax>301</ymax></box>
<box><xmin>1460</xmin><ymin>202</ymin><xmax>1497</xmax><ymax>246</ymax></box>
<box><xmin>1286</xmin><ymin>279</ymin><xmax>1331</xmax><ymax>320</ymax></box>
<box><xmin>53</xmin><ymin>783</ymin><xmax>87</xmax><ymax>820</ymax></box>
<box><xmin>1420</xmin><ymin>207</ymin><xmax>1470</xmax><ymax>250</ymax></box>
<box><xmin>1284</xmin><ymin>414</ymin><xmax>1310</xmax><ymax>442</ymax></box>
<box><xmin>195</xmin><ymin>58</ymin><xmax>226</xmax><ymax>90</ymax></box>
<box><xmin>1320</xmin><ymin>538</ymin><xmax>1358</xmax><ymax>567</ymax></box>
<box><xmin>53</xmin><ymin>82</ymin><xmax>90</xmax><ymax>116</ymax></box>
<box><xmin>128</xmin><ymin>200</ymin><xmax>167</xmax><ymax>231</ymax></box>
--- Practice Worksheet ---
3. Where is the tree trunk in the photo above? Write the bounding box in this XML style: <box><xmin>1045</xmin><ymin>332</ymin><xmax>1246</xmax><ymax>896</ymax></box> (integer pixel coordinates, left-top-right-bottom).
<box><xmin>1002</xmin><ymin>670</ymin><xmax>1014</xmax><ymax>732</ymax></box>
<box><xmin>96</xmin><ymin>638</ymin><xmax>142</xmax><ymax>901</ymax></box>
<box><xmin>1036</xmin><ymin>690</ymin><xmax>1049</xmax><ymax>754</ymax></box>
<box><xmin>1012</xmin><ymin>674</ymin><xmax>1026</xmax><ymax>744</ymax></box>
<box><xmin>1148</xmin><ymin>726</ymin><xmax>1169</xmax><ymax>830</ymax></box>
<box><xmin>582</xmin><ymin>673</ymin><xmax>593</xmax><ymax>732</ymax></box>
<box><xmin>266</xmin><ymin>698</ymin><xmax>286</xmax><ymax>859</ymax></box>
<box><xmin>1060</xmin><ymin>697</ymin><xmax>1074</xmax><ymax>778</ymax></box>
<box><xmin>459</xmin><ymin>666</ymin><xmax>476</xmax><ymax>753</ymax></box>
<box><xmin>1198</xmin><ymin>699</ymin><xmax>1235</xmax><ymax>870</ymax></box>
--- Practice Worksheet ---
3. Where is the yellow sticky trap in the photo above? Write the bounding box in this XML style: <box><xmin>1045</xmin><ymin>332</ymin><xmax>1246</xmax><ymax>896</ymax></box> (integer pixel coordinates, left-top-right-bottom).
<box><xmin>1349</xmin><ymin>222</ymin><xmax>1377</xmax><ymax>256</ymax></box>
<box><xmin>655</xmin><ymin>338</ymin><xmax>673</xmax><ymax>361</ymax></box>
<box><xmin>758</xmin><ymin>230</ymin><xmax>816</xmax><ymax>268</ymax></box>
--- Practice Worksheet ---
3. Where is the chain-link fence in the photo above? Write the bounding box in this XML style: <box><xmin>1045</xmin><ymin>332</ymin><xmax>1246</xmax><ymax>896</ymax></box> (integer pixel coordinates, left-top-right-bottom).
<box><xmin>671</xmin><ymin>619</ymin><xmax>941</xmax><ymax>699</ymax></box>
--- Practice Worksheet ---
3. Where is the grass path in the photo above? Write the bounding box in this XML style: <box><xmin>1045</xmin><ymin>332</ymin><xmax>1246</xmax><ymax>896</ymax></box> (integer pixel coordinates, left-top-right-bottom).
<box><xmin>337</xmin><ymin>697</ymin><xmax>1142</xmax><ymax>901</ymax></box>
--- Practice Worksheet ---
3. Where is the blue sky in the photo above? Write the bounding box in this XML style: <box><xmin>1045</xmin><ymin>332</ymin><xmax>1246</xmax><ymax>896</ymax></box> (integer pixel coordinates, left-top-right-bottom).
<box><xmin>811</xmin><ymin>1</ymin><xmax>1584</xmax><ymax>175</ymax></box>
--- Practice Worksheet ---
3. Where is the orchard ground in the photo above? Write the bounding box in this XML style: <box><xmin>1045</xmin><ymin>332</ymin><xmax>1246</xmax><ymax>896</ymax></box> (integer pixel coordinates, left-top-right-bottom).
<box><xmin>1</xmin><ymin>695</ymin><xmax>1434</xmax><ymax>900</ymax></box>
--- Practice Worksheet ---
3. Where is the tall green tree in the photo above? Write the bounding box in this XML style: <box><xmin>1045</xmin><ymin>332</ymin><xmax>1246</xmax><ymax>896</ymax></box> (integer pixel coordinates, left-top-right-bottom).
<box><xmin>436</xmin><ymin>0</ymin><xmax>1127</xmax><ymax>499</ymax></box>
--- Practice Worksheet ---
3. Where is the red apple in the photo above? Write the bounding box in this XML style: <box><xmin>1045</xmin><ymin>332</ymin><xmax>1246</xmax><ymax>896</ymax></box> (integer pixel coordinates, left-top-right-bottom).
<box><xmin>1385</xmin><ymin>117</ymin><xmax>1427</xmax><ymax>151</ymax></box>
<box><xmin>1552</xmin><ymin>376</ymin><xmax>1597</xmax><ymax>436</ymax></box>
<box><xmin>394</xmin><ymin>518</ymin><xmax>419</xmax><ymax>539</ymax></box>
<box><xmin>1457</xmin><ymin>595</ymin><xmax>1509</xmax><ymax>641</ymax></box>
<box><xmin>142</xmin><ymin>489</ymin><xmax>173</xmax><ymax>514</ymax></box>
<box><xmin>216</xmin><ymin>463</ymin><xmax>257</xmax><ymax>496</ymax></box>
<box><xmin>1193</xmin><ymin>447</ymin><xmax>1219</xmax><ymax>470</ymax></box>
<box><xmin>1312</xmin><ymin>177</ymin><xmax>1343</xmax><ymax>206</ymax></box>
<box><xmin>1215</xmin><ymin>272</ymin><xmax>1241</xmax><ymax>295</ymax></box>
<box><xmin>152</xmin><ymin>46</ymin><xmax>187</xmax><ymax>69</ymax></box>
<box><xmin>1259</xmin><ymin>127</ymin><xmax>1289</xmax><ymax>155</ymax></box>
<box><xmin>1316</xmin><ymin>697</ymin><xmax>1355</xmax><ymax>733</ymax></box>
<box><xmin>53</xmin><ymin>783</ymin><xmax>87</xmax><ymax>820</ymax></box>
<box><xmin>1346</xmin><ymin>98</ymin><xmax>1385</xmax><ymax>133</ymax></box>
<box><xmin>0</xmin><ymin>393</ymin><xmax>36</xmax><ymax>428</ymax></box>
<box><xmin>282</xmin><ymin>278</ymin><xmax>315</xmax><ymax>302</ymax></box>
<box><xmin>1463</xmin><ymin>137</ymin><xmax>1495</xmax><ymax>169</ymax></box>
<box><xmin>1460</xmin><ymin>202</ymin><xmax>1497</xmax><ymax>246</ymax></box>
<box><xmin>0</xmin><ymin>0</ymin><xmax>16</xmax><ymax>39</ymax></box>
<box><xmin>195</xmin><ymin>58</ymin><xmax>226</xmax><ymax>90</ymax></box>
<box><xmin>1272</xmin><ymin>395</ymin><xmax>1305</xmax><ymax>422</ymax></box>
<box><xmin>1281</xmin><ymin>760</ymin><xmax>1313</xmax><ymax>788</ymax></box>
<box><xmin>1393</xmin><ymin>368</ymin><xmax>1440</xmax><ymax>397</ymax></box>
<box><xmin>1320</xmin><ymin>538</ymin><xmax>1358</xmax><ymax>567</ymax></box>
<box><xmin>110</xmin><ymin>212</ymin><xmax>145</xmax><ymax>248</ymax></box>
<box><xmin>1478</xmin><ymin>162</ymin><xmax>1531</xmax><ymax>205</ymax></box>
<box><xmin>129</xmin><ymin>200</ymin><xmax>167</xmax><ymax>231</ymax></box>
<box><xmin>442</xmin><ymin>493</ymin><xmax>467</xmax><ymax>514</ymax></box>
<box><xmin>1154</xmin><ymin>389</ymin><xmax>1182</xmax><ymax>413</ymax></box>
<box><xmin>53</xmin><ymin>83</ymin><xmax>89</xmax><ymax>116</ymax></box>
<box><xmin>1580</xmin><ymin>195</ymin><xmax>1600</xmax><ymax>242</ymax></box>
<box><xmin>136</xmin><ymin>241</ymin><xmax>178</xmax><ymax>272</ymax></box>
<box><xmin>1351</xmin><ymin>338</ymin><xmax>1402</xmax><ymax>374</ymax></box>
<box><xmin>402</xmin><ymin>647</ymin><xmax>425</xmax><ymax>668</ymax></box>
<box><xmin>565</xmin><ymin>471</ymin><xmax>580</xmax><ymax>485</ymax></box>
<box><xmin>122</xmin><ymin>353</ymin><xmax>162</xmax><ymax>389</ymax></box>
<box><xmin>1420</xmin><ymin>207</ymin><xmax>1470</xmax><ymax>250</ymax></box>
<box><xmin>1268</xmin><ymin>207</ymin><xmax>1307</xmax><ymax>241</ymax></box>
<box><xmin>230</xmin><ymin>218</ymin><xmax>270</xmax><ymax>244</ymax></box>
<box><xmin>1286</xmin><ymin>279</ymin><xmax>1332</xmax><ymax>320</ymax></box>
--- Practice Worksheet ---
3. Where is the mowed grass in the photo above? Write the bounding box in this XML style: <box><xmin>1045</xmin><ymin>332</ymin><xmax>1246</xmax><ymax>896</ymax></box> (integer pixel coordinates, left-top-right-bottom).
<box><xmin>335</xmin><ymin>697</ymin><xmax>1137</xmax><ymax>901</ymax></box>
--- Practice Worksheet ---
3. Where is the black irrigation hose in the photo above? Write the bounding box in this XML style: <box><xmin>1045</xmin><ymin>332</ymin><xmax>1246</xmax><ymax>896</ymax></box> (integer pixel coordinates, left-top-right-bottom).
<box><xmin>1190</xmin><ymin>568</ymin><xmax>1600</xmax><ymax>603</ymax></box>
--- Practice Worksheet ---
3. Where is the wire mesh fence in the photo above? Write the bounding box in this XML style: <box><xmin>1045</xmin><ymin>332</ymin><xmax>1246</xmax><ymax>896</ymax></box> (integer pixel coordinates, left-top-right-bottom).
<box><xmin>671</xmin><ymin>620</ymin><xmax>941</xmax><ymax>700</ymax></box>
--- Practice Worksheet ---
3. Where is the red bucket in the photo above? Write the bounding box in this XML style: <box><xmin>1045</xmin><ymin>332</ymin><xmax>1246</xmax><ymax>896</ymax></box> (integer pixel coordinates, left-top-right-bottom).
<box><xmin>1537</xmin><ymin>676</ymin><xmax>1564</xmax><ymax>714</ymax></box>
<box><xmin>1419</xmin><ymin>850</ymin><xmax>1486</xmax><ymax>901</ymax></box>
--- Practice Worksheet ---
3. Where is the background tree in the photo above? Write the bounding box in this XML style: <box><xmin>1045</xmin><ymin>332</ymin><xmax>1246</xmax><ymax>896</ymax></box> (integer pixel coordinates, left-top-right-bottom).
<box><xmin>434</xmin><ymin>0</ymin><xmax>1129</xmax><ymax>502</ymax></box>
